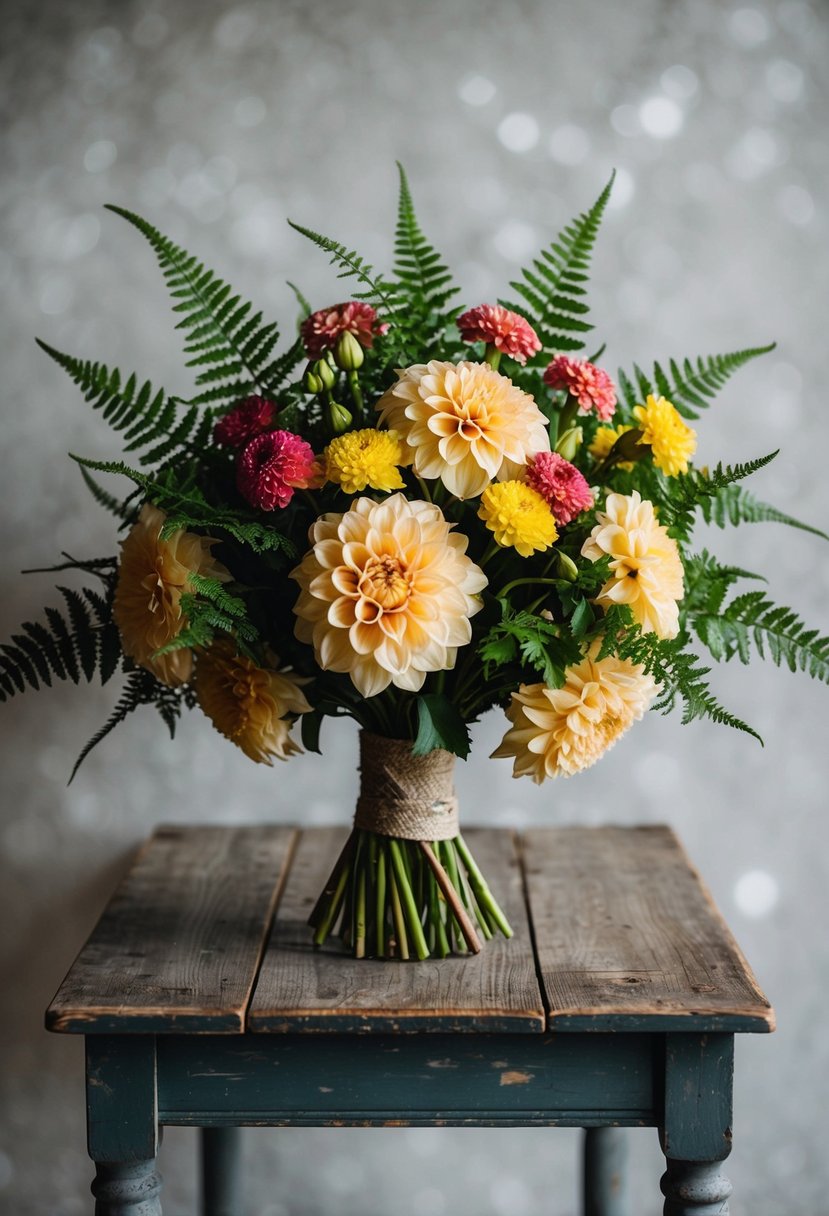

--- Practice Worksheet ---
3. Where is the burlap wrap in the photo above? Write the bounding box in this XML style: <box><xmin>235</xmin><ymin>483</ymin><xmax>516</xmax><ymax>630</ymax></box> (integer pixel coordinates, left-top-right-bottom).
<box><xmin>353</xmin><ymin>731</ymin><xmax>459</xmax><ymax>841</ymax></box>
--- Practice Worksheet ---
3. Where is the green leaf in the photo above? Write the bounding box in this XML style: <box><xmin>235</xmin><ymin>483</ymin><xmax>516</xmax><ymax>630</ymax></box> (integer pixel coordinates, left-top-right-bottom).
<box><xmin>616</xmin><ymin>344</ymin><xmax>776</xmax><ymax>420</ymax></box>
<box><xmin>570</xmin><ymin>599</ymin><xmax>595</xmax><ymax>639</ymax></box>
<box><xmin>300</xmin><ymin>708</ymin><xmax>324</xmax><ymax>754</ymax></box>
<box><xmin>413</xmin><ymin>694</ymin><xmax>471</xmax><ymax>759</ymax></box>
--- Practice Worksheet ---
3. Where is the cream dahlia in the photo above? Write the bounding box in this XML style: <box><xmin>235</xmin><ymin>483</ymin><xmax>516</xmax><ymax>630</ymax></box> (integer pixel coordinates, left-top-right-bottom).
<box><xmin>112</xmin><ymin>503</ymin><xmax>229</xmax><ymax>687</ymax></box>
<box><xmin>376</xmin><ymin>360</ymin><xmax>550</xmax><ymax>499</ymax></box>
<box><xmin>491</xmin><ymin>648</ymin><xmax>657</xmax><ymax>782</ymax></box>
<box><xmin>195</xmin><ymin>639</ymin><xmax>310</xmax><ymax>764</ymax></box>
<box><xmin>290</xmin><ymin>494</ymin><xmax>487</xmax><ymax>697</ymax></box>
<box><xmin>581</xmin><ymin>490</ymin><xmax>684</xmax><ymax>639</ymax></box>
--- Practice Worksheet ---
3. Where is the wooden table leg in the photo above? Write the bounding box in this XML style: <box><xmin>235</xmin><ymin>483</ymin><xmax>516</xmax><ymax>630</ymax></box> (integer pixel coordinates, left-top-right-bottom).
<box><xmin>659</xmin><ymin>1034</ymin><xmax>734</xmax><ymax>1215</ymax></box>
<box><xmin>200</xmin><ymin>1127</ymin><xmax>242</xmax><ymax>1216</ymax></box>
<box><xmin>583</xmin><ymin>1126</ymin><xmax>628</xmax><ymax>1216</ymax></box>
<box><xmin>86</xmin><ymin>1036</ymin><xmax>161</xmax><ymax>1214</ymax></box>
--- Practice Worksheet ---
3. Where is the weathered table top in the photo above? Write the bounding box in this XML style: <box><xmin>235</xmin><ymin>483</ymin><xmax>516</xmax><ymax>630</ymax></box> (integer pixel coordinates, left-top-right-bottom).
<box><xmin>45</xmin><ymin>824</ymin><xmax>774</xmax><ymax>1037</ymax></box>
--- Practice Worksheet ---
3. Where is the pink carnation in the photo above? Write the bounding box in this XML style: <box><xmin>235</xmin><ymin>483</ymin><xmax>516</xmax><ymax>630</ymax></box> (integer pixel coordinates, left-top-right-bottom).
<box><xmin>456</xmin><ymin>304</ymin><xmax>541</xmax><ymax>366</ymax></box>
<box><xmin>214</xmin><ymin>395</ymin><xmax>277</xmax><ymax>449</ymax></box>
<box><xmin>543</xmin><ymin>355</ymin><xmax>617</xmax><ymax>422</ymax></box>
<box><xmin>300</xmin><ymin>301</ymin><xmax>389</xmax><ymax>360</ymax></box>
<box><xmin>237</xmin><ymin>430</ymin><xmax>318</xmax><ymax>511</ymax></box>
<box><xmin>525</xmin><ymin>451</ymin><xmax>594</xmax><ymax>526</ymax></box>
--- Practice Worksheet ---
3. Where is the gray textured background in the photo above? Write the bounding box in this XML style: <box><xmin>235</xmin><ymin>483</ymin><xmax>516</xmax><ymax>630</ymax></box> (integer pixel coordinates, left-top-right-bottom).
<box><xmin>1</xmin><ymin>0</ymin><xmax>828</xmax><ymax>1212</ymax></box>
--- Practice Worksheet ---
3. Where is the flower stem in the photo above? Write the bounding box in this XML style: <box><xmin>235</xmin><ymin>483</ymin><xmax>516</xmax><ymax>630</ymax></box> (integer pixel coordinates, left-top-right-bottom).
<box><xmin>496</xmin><ymin>576</ymin><xmax>560</xmax><ymax>600</ymax></box>
<box><xmin>388</xmin><ymin>863</ymin><xmax>409</xmax><ymax>960</ymax></box>
<box><xmin>455</xmin><ymin>834</ymin><xmax>514</xmax><ymax>938</ymax></box>
<box><xmin>347</xmin><ymin>370</ymin><xmax>364</xmax><ymax>420</ymax></box>
<box><xmin>389</xmin><ymin>839</ymin><xmax>429</xmax><ymax>960</ymax></box>
<box><xmin>375</xmin><ymin>840</ymin><xmax>387</xmax><ymax>958</ymax></box>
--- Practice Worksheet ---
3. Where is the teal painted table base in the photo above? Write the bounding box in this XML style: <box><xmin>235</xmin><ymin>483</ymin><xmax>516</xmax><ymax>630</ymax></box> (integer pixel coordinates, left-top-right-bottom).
<box><xmin>47</xmin><ymin>825</ymin><xmax>773</xmax><ymax>1215</ymax></box>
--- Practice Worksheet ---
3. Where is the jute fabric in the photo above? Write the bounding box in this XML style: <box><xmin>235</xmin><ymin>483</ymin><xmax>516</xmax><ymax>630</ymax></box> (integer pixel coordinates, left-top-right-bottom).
<box><xmin>353</xmin><ymin>731</ymin><xmax>459</xmax><ymax>841</ymax></box>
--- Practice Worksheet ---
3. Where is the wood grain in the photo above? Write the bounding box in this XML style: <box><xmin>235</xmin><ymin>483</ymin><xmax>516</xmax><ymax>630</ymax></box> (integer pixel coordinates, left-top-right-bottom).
<box><xmin>46</xmin><ymin>825</ymin><xmax>296</xmax><ymax>1034</ymax></box>
<box><xmin>247</xmin><ymin>827</ymin><xmax>545</xmax><ymax>1032</ymax></box>
<box><xmin>523</xmin><ymin>825</ymin><xmax>774</xmax><ymax>1032</ymax></box>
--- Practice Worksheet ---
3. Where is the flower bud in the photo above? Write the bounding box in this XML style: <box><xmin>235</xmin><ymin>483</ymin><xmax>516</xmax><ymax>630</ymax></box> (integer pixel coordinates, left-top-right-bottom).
<box><xmin>327</xmin><ymin>400</ymin><xmax>353</xmax><ymax>435</ymax></box>
<box><xmin>555</xmin><ymin>425</ymin><xmax>583</xmax><ymax>461</ymax></box>
<box><xmin>315</xmin><ymin>357</ymin><xmax>336</xmax><ymax>391</ymax></box>
<box><xmin>555</xmin><ymin>552</ymin><xmax>579</xmax><ymax>582</ymax></box>
<box><xmin>303</xmin><ymin>365</ymin><xmax>323</xmax><ymax>394</ymax></box>
<box><xmin>334</xmin><ymin>330</ymin><xmax>365</xmax><ymax>372</ymax></box>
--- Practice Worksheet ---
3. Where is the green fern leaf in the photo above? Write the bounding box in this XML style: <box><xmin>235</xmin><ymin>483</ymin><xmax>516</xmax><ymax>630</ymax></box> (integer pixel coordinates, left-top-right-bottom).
<box><xmin>287</xmin><ymin>219</ymin><xmax>398</xmax><ymax>315</ymax></box>
<box><xmin>70</xmin><ymin>668</ymin><xmax>186</xmax><ymax>783</ymax></box>
<box><xmin>699</xmin><ymin>483</ymin><xmax>828</xmax><ymax>539</ymax></box>
<box><xmin>617</xmin><ymin>344</ymin><xmax>776</xmax><ymax>420</ymax></box>
<box><xmin>105</xmin><ymin>205</ymin><xmax>293</xmax><ymax>408</ymax></box>
<box><xmin>501</xmin><ymin>174</ymin><xmax>614</xmax><ymax>353</ymax></box>
<box><xmin>693</xmin><ymin>591</ymin><xmax>829</xmax><ymax>679</ymax></box>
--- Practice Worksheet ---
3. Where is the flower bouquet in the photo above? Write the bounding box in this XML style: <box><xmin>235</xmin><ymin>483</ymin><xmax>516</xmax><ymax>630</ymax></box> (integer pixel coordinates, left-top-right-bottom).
<box><xmin>4</xmin><ymin>166</ymin><xmax>827</xmax><ymax>960</ymax></box>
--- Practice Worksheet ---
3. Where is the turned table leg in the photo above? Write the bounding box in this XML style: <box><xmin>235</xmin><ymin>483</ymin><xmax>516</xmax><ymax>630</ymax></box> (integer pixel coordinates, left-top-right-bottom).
<box><xmin>86</xmin><ymin>1036</ymin><xmax>161</xmax><ymax>1214</ymax></box>
<box><xmin>659</xmin><ymin>1034</ymin><xmax>734</xmax><ymax>1215</ymax></box>
<box><xmin>583</xmin><ymin>1127</ymin><xmax>628</xmax><ymax>1216</ymax></box>
<box><xmin>200</xmin><ymin>1127</ymin><xmax>242</xmax><ymax>1216</ymax></box>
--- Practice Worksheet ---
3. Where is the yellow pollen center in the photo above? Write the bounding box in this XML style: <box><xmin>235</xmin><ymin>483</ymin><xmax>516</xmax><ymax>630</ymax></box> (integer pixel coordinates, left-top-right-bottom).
<box><xmin>359</xmin><ymin>555</ymin><xmax>410</xmax><ymax>611</ymax></box>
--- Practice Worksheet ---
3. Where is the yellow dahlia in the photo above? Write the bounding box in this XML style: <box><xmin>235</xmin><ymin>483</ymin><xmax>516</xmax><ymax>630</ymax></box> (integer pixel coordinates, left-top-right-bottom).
<box><xmin>113</xmin><ymin>503</ymin><xmax>229</xmax><ymax>687</ymax></box>
<box><xmin>633</xmin><ymin>394</ymin><xmax>697</xmax><ymax>477</ymax></box>
<box><xmin>324</xmin><ymin>428</ymin><xmax>405</xmax><ymax>494</ymax></box>
<box><xmin>195</xmin><ymin>640</ymin><xmax>310</xmax><ymax>764</ymax></box>
<box><xmin>478</xmin><ymin>481</ymin><xmax>558</xmax><ymax>557</ymax></box>
<box><xmin>291</xmin><ymin>493</ymin><xmax>487</xmax><ymax>697</ymax></box>
<box><xmin>589</xmin><ymin>423</ymin><xmax>634</xmax><ymax>470</ymax></box>
<box><xmin>491</xmin><ymin>649</ymin><xmax>656</xmax><ymax>782</ymax></box>
<box><xmin>376</xmin><ymin>360</ymin><xmax>550</xmax><ymax>499</ymax></box>
<box><xmin>581</xmin><ymin>491</ymin><xmax>684</xmax><ymax>639</ymax></box>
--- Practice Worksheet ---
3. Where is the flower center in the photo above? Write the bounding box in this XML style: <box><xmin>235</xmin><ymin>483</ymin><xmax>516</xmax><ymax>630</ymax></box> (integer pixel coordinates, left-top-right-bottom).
<box><xmin>359</xmin><ymin>555</ymin><xmax>411</xmax><ymax>612</ymax></box>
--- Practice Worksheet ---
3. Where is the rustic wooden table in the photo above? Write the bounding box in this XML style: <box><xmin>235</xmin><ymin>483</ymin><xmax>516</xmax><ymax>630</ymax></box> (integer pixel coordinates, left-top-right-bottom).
<box><xmin>46</xmin><ymin>824</ymin><xmax>774</xmax><ymax>1216</ymax></box>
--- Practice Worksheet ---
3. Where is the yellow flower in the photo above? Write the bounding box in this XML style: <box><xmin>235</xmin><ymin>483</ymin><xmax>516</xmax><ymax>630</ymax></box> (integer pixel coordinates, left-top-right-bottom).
<box><xmin>491</xmin><ymin>648</ymin><xmax>656</xmax><ymax>782</ymax></box>
<box><xmin>291</xmin><ymin>493</ymin><xmax>487</xmax><ymax>697</ymax></box>
<box><xmin>581</xmin><ymin>490</ymin><xmax>684</xmax><ymax>639</ymax></box>
<box><xmin>324</xmin><ymin>428</ymin><xmax>406</xmax><ymax>494</ymax></box>
<box><xmin>376</xmin><ymin>360</ymin><xmax>550</xmax><ymax>499</ymax></box>
<box><xmin>195</xmin><ymin>640</ymin><xmax>310</xmax><ymax>764</ymax></box>
<box><xmin>478</xmin><ymin>481</ymin><xmax>558</xmax><ymax>557</ymax></box>
<box><xmin>589</xmin><ymin>423</ymin><xmax>634</xmax><ymax>470</ymax></box>
<box><xmin>112</xmin><ymin>503</ymin><xmax>229</xmax><ymax>687</ymax></box>
<box><xmin>633</xmin><ymin>394</ymin><xmax>697</xmax><ymax>477</ymax></box>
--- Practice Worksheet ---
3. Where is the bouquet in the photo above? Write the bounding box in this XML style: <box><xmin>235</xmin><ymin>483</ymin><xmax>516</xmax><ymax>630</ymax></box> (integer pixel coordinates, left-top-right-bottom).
<box><xmin>4</xmin><ymin>166</ymin><xmax>827</xmax><ymax>960</ymax></box>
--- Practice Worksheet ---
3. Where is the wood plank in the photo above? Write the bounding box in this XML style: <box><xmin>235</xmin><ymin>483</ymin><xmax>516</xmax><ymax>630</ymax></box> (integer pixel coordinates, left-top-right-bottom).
<box><xmin>247</xmin><ymin>827</ymin><xmax>545</xmax><ymax>1033</ymax></box>
<box><xmin>46</xmin><ymin>825</ymin><xmax>297</xmax><ymax>1034</ymax></box>
<box><xmin>523</xmin><ymin>826</ymin><xmax>774</xmax><ymax>1033</ymax></box>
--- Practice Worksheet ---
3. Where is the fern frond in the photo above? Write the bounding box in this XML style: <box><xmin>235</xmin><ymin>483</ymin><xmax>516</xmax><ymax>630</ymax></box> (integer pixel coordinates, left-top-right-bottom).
<box><xmin>0</xmin><ymin>581</ymin><xmax>120</xmax><ymax>703</ymax></box>
<box><xmin>69</xmin><ymin>667</ymin><xmax>186</xmax><ymax>783</ymax></box>
<box><xmin>617</xmin><ymin>344</ymin><xmax>776</xmax><ymax>420</ymax></box>
<box><xmin>105</xmin><ymin>205</ymin><xmax>291</xmax><ymax>408</ymax></box>
<box><xmin>682</xmin><ymin>549</ymin><xmax>765</xmax><ymax>618</ymax></box>
<box><xmin>287</xmin><ymin>220</ymin><xmax>398</xmax><ymax>315</ymax></box>
<box><xmin>36</xmin><ymin>339</ymin><xmax>206</xmax><ymax>467</ymax></box>
<box><xmin>652</xmin><ymin>452</ymin><xmax>779</xmax><ymax>540</ymax></box>
<box><xmin>389</xmin><ymin>163</ymin><xmax>460</xmax><ymax>355</ymax></box>
<box><xmin>70</xmin><ymin>455</ymin><xmax>296</xmax><ymax>557</ymax></box>
<box><xmin>501</xmin><ymin>174</ymin><xmax>614</xmax><ymax>353</ymax></box>
<box><xmin>154</xmin><ymin>574</ymin><xmax>258</xmax><ymax>657</ymax></box>
<box><xmin>693</xmin><ymin>590</ymin><xmax>829</xmax><ymax>678</ymax></box>
<box><xmin>699</xmin><ymin>483</ymin><xmax>828</xmax><ymax>539</ymax></box>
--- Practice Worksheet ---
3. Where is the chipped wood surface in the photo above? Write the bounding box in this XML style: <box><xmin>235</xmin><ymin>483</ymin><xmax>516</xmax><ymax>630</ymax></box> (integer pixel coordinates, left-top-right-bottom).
<box><xmin>523</xmin><ymin>826</ymin><xmax>774</xmax><ymax>1033</ymax></box>
<box><xmin>46</xmin><ymin>825</ymin><xmax>297</xmax><ymax>1033</ymax></box>
<box><xmin>247</xmin><ymin>827</ymin><xmax>545</xmax><ymax>1032</ymax></box>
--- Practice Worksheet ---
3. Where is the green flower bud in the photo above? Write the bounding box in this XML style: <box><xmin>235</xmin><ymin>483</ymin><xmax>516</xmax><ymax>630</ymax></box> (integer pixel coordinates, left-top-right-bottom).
<box><xmin>334</xmin><ymin>330</ymin><xmax>365</xmax><ymax>372</ymax></box>
<box><xmin>327</xmin><ymin>400</ymin><xmax>353</xmax><ymax>435</ymax></box>
<box><xmin>315</xmin><ymin>357</ymin><xmax>336</xmax><ymax>391</ymax></box>
<box><xmin>555</xmin><ymin>551</ymin><xmax>579</xmax><ymax>582</ymax></box>
<box><xmin>303</xmin><ymin>364</ymin><xmax>323</xmax><ymax>394</ymax></box>
<box><xmin>555</xmin><ymin>425</ymin><xmax>583</xmax><ymax>461</ymax></box>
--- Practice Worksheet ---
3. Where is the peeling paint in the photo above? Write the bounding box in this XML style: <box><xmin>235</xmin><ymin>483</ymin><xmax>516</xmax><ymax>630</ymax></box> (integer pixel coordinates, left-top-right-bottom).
<box><xmin>499</xmin><ymin>1070</ymin><xmax>534</xmax><ymax>1086</ymax></box>
<box><xmin>426</xmin><ymin>1059</ymin><xmax>458</xmax><ymax>1070</ymax></box>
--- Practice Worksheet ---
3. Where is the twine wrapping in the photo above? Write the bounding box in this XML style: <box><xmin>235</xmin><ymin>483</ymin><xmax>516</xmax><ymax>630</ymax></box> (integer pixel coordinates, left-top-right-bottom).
<box><xmin>353</xmin><ymin>731</ymin><xmax>459</xmax><ymax>841</ymax></box>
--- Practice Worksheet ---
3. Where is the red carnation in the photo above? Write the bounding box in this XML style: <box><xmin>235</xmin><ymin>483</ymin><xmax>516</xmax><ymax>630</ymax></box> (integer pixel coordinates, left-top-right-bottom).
<box><xmin>214</xmin><ymin>395</ymin><xmax>277</xmax><ymax>449</ymax></box>
<box><xmin>456</xmin><ymin>304</ymin><xmax>541</xmax><ymax>366</ymax></box>
<box><xmin>237</xmin><ymin>430</ymin><xmax>318</xmax><ymax>511</ymax></box>
<box><xmin>525</xmin><ymin>451</ymin><xmax>594</xmax><ymax>526</ymax></box>
<box><xmin>300</xmin><ymin>301</ymin><xmax>389</xmax><ymax>360</ymax></box>
<box><xmin>543</xmin><ymin>355</ymin><xmax>617</xmax><ymax>422</ymax></box>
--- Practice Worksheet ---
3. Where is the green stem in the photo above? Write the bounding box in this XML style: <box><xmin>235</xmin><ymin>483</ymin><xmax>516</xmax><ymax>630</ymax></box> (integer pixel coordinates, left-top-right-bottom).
<box><xmin>312</xmin><ymin>857</ymin><xmax>351</xmax><ymax>947</ymax></box>
<box><xmin>479</xmin><ymin>540</ymin><xmax>501</xmax><ymax>568</ymax></box>
<box><xmin>389</xmin><ymin>864</ymin><xmax>409</xmax><ymax>960</ymax></box>
<box><xmin>439</xmin><ymin>840</ymin><xmax>468</xmax><ymax>953</ymax></box>
<box><xmin>355</xmin><ymin>861</ymin><xmax>367</xmax><ymax>959</ymax></box>
<box><xmin>389</xmin><ymin>840</ymin><xmax>429</xmax><ymax>960</ymax></box>
<box><xmin>347</xmin><ymin>369</ymin><xmax>364</xmax><ymax>420</ymax></box>
<box><xmin>484</xmin><ymin>343</ymin><xmax>502</xmax><ymax>371</ymax></box>
<box><xmin>495</xmin><ymin>576</ymin><xmax>560</xmax><ymax>599</ymax></box>
<box><xmin>455</xmin><ymin>834</ymin><xmax>513</xmax><ymax>938</ymax></box>
<box><xmin>375</xmin><ymin>840</ymin><xmax>387</xmax><ymax>958</ymax></box>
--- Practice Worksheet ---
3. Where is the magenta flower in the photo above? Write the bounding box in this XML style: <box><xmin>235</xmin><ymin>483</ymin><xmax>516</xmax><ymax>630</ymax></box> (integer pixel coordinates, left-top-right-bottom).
<box><xmin>300</xmin><ymin>301</ymin><xmax>389</xmax><ymax>360</ymax></box>
<box><xmin>237</xmin><ymin>430</ymin><xmax>319</xmax><ymax>511</ymax></box>
<box><xmin>456</xmin><ymin>304</ymin><xmax>542</xmax><ymax>366</ymax></box>
<box><xmin>214</xmin><ymin>395</ymin><xmax>277</xmax><ymax>449</ymax></box>
<box><xmin>543</xmin><ymin>355</ymin><xmax>617</xmax><ymax>422</ymax></box>
<box><xmin>525</xmin><ymin>451</ymin><xmax>594</xmax><ymax>526</ymax></box>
